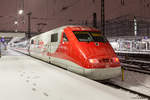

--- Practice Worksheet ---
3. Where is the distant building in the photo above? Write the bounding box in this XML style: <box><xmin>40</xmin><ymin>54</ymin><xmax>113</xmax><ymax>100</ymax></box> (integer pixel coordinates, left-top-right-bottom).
<box><xmin>105</xmin><ymin>15</ymin><xmax>150</xmax><ymax>37</ymax></box>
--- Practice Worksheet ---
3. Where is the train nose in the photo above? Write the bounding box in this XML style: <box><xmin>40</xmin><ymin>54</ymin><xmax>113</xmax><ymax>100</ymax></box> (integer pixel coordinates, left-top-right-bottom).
<box><xmin>87</xmin><ymin>57</ymin><xmax>120</xmax><ymax>69</ymax></box>
<box><xmin>88</xmin><ymin>59</ymin><xmax>99</xmax><ymax>64</ymax></box>
<box><xmin>84</xmin><ymin>57</ymin><xmax>121</xmax><ymax>80</ymax></box>
<box><xmin>83</xmin><ymin>67</ymin><xmax>121</xmax><ymax>80</ymax></box>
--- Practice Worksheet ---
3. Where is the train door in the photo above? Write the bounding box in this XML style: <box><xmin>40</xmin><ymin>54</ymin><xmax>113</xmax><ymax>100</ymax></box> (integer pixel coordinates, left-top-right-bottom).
<box><xmin>50</xmin><ymin>33</ymin><xmax>59</xmax><ymax>52</ymax></box>
<box><xmin>49</xmin><ymin>33</ymin><xmax>59</xmax><ymax>63</ymax></box>
<box><xmin>61</xmin><ymin>32</ymin><xmax>69</xmax><ymax>55</ymax></box>
<box><xmin>59</xmin><ymin>32</ymin><xmax>70</xmax><ymax>69</ymax></box>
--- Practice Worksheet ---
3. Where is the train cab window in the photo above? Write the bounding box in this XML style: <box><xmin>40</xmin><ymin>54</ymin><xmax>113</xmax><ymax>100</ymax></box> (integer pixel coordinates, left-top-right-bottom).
<box><xmin>73</xmin><ymin>31</ymin><xmax>108</xmax><ymax>43</ymax></box>
<box><xmin>31</xmin><ymin>39</ymin><xmax>34</xmax><ymax>44</ymax></box>
<box><xmin>90</xmin><ymin>32</ymin><xmax>108</xmax><ymax>42</ymax></box>
<box><xmin>73</xmin><ymin>31</ymin><xmax>93</xmax><ymax>42</ymax></box>
<box><xmin>51</xmin><ymin>33</ymin><xmax>58</xmax><ymax>42</ymax></box>
<box><xmin>63</xmin><ymin>33</ymin><xmax>68</xmax><ymax>42</ymax></box>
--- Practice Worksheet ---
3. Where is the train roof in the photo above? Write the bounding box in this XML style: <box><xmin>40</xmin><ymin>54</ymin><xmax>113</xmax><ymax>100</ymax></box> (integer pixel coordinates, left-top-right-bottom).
<box><xmin>46</xmin><ymin>25</ymin><xmax>100</xmax><ymax>33</ymax></box>
<box><xmin>61</xmin><ymin>25</ymin><xmax>99</xmax><ymax>31</ymax></box>
<box><xmin>30</xmin><ymin>25</ymin><xmax>100</xmax><ymax>40</ymax></box>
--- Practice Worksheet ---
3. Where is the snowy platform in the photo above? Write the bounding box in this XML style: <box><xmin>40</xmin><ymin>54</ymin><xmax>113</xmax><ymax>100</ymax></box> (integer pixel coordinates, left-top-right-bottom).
<box><xmin>0</xmin><ymin>49</ymin><xmax>140</xmax><ymax>100</ymax></box>
<box><xmin>110</xmin><ymin>70</ymin><xmax>150</xmax><ymax>97</ymax></box>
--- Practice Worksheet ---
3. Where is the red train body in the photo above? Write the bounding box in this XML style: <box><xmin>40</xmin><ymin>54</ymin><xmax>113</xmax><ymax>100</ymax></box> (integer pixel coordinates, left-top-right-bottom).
<box><xmin>14</xmin><ymin>25</ymin><xmax>121</xmax><ymax>80</ymax></box>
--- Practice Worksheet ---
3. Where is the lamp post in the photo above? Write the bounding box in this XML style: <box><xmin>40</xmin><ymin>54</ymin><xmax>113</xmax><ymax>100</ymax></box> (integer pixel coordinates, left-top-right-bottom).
<box><xmin>134</xmin><ymin>16</ymin><xmax>137</xmax><ymax>37</ymax></box>
<box><xmin>27</xmin><ymin>12</ymin><xmax>32</xmax><ymax>39</ymax></box>
<box><xmin>101</xmin><ymin>0</ymin><xmax>105</xmax><ymax>35</ymax></box>
<box><xmin>93</xmin><ymin>12</ymin><xmax>97</xmax><ymax>28</ymax></box>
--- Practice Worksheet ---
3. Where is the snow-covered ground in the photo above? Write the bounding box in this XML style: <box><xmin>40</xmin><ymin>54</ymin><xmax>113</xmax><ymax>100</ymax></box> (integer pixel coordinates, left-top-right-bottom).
<box><xmin>1</xmin><ymin>49</ymin><xmax>24</xmax><ymax>56</ymax></box>
<box><xmin>0</xmin><ymin>49</ymin><xmax>147</xmax><ymax>100</ymax></box>
<box><xmin>110</xmin><ymin>70</ymin><xmax>150</xmax><ymax>98</ymax></box>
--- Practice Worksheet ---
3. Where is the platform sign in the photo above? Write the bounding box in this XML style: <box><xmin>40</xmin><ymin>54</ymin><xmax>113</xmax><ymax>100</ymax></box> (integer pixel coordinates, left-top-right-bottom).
<box><xmin>144</xmin><ymin>36</ymin><xmax>148</xmax><ymax>40</ymax></box>
<box><xmin>1</xmin><ymin>37</ymin><xmax>5</xmax><ymax>42</ymax></box>
<box><xmin>0</xmin><ymin>37</ymin><xmax>5</xmax><ymax>42</ymax></box>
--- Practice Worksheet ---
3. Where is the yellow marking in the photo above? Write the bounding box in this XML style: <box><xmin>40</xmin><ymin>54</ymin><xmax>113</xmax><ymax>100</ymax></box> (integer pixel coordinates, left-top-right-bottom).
<box><xmin>121</xmin><ymin>67</ymin><xmax>124</xmax><ymax>81</ymax></box>
<box><xmin>91</xmin><ymin>33</ymin><xmax>101</xmax><ymax>36</ymax></box>
<box><xmin>74</xmin><ymin>31</ymin><xmax>89</xmax><ymax>34</ymax></box>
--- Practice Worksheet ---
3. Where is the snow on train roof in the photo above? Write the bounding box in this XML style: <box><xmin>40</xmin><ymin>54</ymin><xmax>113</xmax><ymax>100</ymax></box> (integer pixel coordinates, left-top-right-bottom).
<box><xmin>63</xmin><ymin>25</ymin><xmax>99</xmax><ymax>31</ymax></box>
<box><xmin>30</xmin><ymin>25</ymin><xmax>99</xmax><ymax>40</ymax></box>
<box><xmin>45</xmin><ymin>25</ymin><xmax>99</xmax><ymax>33</ymax></box>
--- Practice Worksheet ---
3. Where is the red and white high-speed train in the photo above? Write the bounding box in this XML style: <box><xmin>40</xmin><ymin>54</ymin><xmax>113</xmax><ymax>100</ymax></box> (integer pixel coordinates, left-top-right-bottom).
<box><xmin>15</xmin><ymin>25</ymin><xmax>121</xmax><ymax>80</ymax></box>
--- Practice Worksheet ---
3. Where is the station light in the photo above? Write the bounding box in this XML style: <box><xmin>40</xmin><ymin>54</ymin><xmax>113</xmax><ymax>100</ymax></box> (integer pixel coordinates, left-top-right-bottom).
<box><xmin>18</xmin><ymin>9</ymin><xmax>24</xmax><ymax>15</ymax></box>
<box><xmin>14</xmin><ymin>21</ymin><xmax>18</xmax><ymax>25</ymax></box>
<box><xmin>144</xmin><ymin>36</ymin><xmax>148</xmax><ymax>39</ymax></box>
<box><xmin>134</xmin><ymin>16</ymin><xmax>137</xmax><ymax>36</ymax></box>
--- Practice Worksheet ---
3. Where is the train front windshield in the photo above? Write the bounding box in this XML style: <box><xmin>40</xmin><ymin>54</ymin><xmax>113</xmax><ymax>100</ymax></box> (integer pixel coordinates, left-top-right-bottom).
<box><xmin>73</xmin><ymin>31</ymin><xmax>108</xmax><ymax>43</ymax></box>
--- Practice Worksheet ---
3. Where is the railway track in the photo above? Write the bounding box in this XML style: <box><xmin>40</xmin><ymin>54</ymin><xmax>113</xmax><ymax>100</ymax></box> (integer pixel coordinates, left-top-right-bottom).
<box><xmin>121</xmin><ymin>63</ymin><xmax>150</xmax><ymax>75</ymax></box>
<box><xmin>99</xmin><ymin>80</ymin><xmax>150</xmax><ymax>100</ymax></box>
<box><xmin>118</xmin><ymin>54</ymin><xmax>150</xmax><ymax>75</ymax></box>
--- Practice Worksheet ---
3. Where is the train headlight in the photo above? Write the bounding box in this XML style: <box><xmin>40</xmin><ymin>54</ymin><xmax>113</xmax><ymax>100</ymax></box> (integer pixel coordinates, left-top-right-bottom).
<box><xmin>112</xmin><ymin>57</ymin><xmax>120</xmax><ymax>63</ymax></box>
<box><xmin>89</xmin><ymin>59</ymin><xmax>99</xmax><ymax>63</ymax></box>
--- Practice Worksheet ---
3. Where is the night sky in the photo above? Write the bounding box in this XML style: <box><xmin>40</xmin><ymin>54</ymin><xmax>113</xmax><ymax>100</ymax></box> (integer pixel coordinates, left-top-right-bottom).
<box><xmin>0</xmin><ymin>0</ymin><xmax>150</xmax><ymax>33</ymax></box>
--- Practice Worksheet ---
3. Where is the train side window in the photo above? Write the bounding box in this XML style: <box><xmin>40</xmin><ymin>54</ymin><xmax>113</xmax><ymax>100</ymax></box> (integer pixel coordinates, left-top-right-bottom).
<box><xmin>31</xmin><ymin>39</ymin><xmax>34</xmax><ymax>44</ymax></box>
<box><xmin>63</xmin><ymin>33</ymin><xmax>68</xmax><ymax>42</ymax></box>
<box><xmin>51</xmin><ymin>33</ymin><xmax>58</xmax><ymax>42</ymax></box>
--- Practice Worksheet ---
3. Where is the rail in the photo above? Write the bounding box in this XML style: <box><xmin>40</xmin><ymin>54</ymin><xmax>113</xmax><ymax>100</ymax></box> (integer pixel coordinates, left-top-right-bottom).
<box><xmin>99</xmin><ymin>81</ymin><xmax>150</xmax><ymax>100</ymax></box>
<box><xmin>119</xmin><ymin>58</ymin><xmax>150</xmax><ymax>75</ymax></box>
<box><xmin>117</xmin><ymin>52</ymin><xmax>150</xmax><ymax>75</ymax></box>
<box><xmin>121</xmin><ymin>63</ymin><xmax>150</xmax><ymax>75</ymax></box>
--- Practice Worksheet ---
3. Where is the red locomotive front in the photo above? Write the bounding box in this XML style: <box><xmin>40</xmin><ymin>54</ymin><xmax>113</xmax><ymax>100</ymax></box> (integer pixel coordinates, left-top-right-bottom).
<box><xmin>62</xmin><ymin>26</ymin><xmax>121</xmax><ymax>80</ymax></box>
